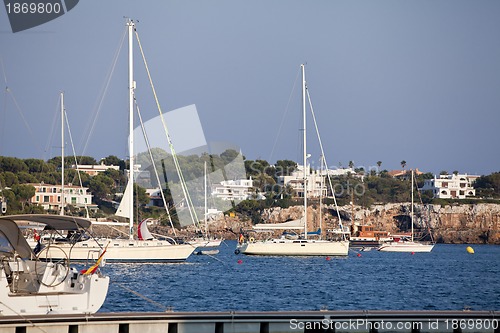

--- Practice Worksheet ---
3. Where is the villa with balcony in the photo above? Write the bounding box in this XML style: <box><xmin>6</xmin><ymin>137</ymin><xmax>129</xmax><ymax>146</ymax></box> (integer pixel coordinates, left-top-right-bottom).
<box><xmin>419</xmin><ymin>173</ymin><xmax>479</xmax><ymax>199</ymax></box>
<box><xmin>28</xmin><ymin>183</ymin><xmax>97</xmax><ymax>212</ymax></box>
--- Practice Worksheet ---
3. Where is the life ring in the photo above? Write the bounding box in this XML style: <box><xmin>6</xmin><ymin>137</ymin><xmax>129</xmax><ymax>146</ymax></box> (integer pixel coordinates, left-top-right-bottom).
<box><xmin>249</xmin><ymin>237</ymin><xmax>255</xmax><ymax>243</ymax></box>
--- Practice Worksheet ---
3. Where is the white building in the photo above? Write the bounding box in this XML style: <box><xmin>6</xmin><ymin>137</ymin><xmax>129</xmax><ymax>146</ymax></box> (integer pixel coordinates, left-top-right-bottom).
<box><xmin>277</xmin><ymin>165</ymin><xmax>326</xmax><ymax>198</ymax></box>
<box><xmin>29</xmin><ymin>183</ymin><xmax>96</xmax><ymax>211</ymax></box>
<box><xmin>212</xmin><ymin>178</ymin><xmax>258</xmax><ymax>201</ymax></box>
<box><xmin>71</xmin><ymin>163</ymin><xmax>120</xmax><ymax>176</ymax></box>
<box><xmin>419</xmin><ymin>174</ymin><xmax>479</xmax><ymax>199</ymax></box>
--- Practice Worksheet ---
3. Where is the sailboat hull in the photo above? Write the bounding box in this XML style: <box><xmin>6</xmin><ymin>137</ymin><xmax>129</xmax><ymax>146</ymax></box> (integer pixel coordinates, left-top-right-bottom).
<box><xmin>46</xmin><ymin>240</ymin><xmax>195</xmax><ymax>262</ymax></box>
<box><xmin>239</xmin><ymin>240</ymin><xmax>349</xmax><ymax>256</ymax></box>
<box><xmin>377</xmin><ymin>241</ymin><xmax>434</xmax><ymax>253</ymax></box>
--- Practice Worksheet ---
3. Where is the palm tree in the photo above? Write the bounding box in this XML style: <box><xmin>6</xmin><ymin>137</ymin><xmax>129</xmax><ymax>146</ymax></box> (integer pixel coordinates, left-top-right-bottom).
<box><xmin>376</xmin><ymin>161</ymin><xmax>382</xmax><ymax>175</ymax></box>
<box><xmin>400</xmin><ymin>160</ymin><xmax>407</xmax><ymax>169</ymax></box>
<box><xmin>348</xmin><ymin>160</ymin><xmax>354</xmax><ymax>169</ymax></box>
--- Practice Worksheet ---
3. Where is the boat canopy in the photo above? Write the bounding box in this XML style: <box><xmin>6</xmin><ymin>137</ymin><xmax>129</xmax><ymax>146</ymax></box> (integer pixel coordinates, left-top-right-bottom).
<box><xmin>0</xmin><ymin>217</ymin><xmax>36</xmax><ymax>259</ymax></box>
<box><xmin>3</xmin><ymin>214</ymin><xmax>92</xmax><ymax>231</ymax></box>
<box><xmin>253</xmin><ymin>218</ymin><xmax>304</xmax><ymax>230</ymax></box>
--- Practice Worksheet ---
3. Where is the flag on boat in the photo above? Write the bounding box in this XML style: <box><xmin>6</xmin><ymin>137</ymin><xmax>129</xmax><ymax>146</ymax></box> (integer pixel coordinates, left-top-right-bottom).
<box><xmin>82</xmin><ymin>243</ymin><xmax>108</xmax><ymax>275</ymax></box>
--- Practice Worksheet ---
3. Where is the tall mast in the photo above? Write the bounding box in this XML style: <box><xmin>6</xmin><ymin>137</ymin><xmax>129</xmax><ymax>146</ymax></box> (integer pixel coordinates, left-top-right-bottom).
<box><xmin>127</xmin><ymin>19</ymin><xmax>135</xmax><ymax>239</ymax></box>
<box><xmin>301</xmin><ymin>64</ymin><xmax>307</xmax><ymax>239</ymax></box>
<box><xmin>204</xmin><ymin>161</ymin><xmax>208</xmax><ymax>237</ymax></box>
<box><xmin>411</xmin><ymin>169</ymin><xmax>414</xmax><ymax>242</ymax></box>
<box><xmin>60</xmin><ymin>91</ymin><xmax>65</xmax><ymax>216</ymax></box>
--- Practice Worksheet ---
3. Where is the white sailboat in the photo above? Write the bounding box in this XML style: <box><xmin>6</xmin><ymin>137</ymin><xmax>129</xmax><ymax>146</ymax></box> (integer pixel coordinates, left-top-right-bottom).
<box><xmin>378</xmin><ymin>169</ymin><xmax>435</xmax><ymax>253</ymax></box>
<box><xmin>46</xmin><ymin>20</ymin><xmax>194</xmax><ymax>262</ymax></box>
<box><xmin>191</xmin><ymin>161</ymin><xmax>223</xmax><ymax>251</ymax></box>
<box><xmin>236</xmin><ymin>64</ymin><xmax>349</xmax><ymax>256</ymax></box>
<box><xmin>1</xmin><ymin>214</ymin><xmax>109</xmax><ymax>315</ymax></box>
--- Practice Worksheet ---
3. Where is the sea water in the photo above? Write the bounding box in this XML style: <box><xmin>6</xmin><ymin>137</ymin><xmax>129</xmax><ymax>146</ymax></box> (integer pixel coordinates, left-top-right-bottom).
<box><xmin>99</xmin><ymin>242</ymin><xmax>499</xmax><ymax>312</ymax></box>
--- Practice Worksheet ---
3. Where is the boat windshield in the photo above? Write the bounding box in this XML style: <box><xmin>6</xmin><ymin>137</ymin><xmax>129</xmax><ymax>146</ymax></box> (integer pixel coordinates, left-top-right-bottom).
<box><xmin>0</xmin><ymin>230</ymin><xmax>15</xmax><ymax>254</ymax></box>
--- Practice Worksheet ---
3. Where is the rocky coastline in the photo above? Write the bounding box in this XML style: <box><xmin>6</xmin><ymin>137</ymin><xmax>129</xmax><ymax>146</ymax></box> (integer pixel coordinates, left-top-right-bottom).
<box><xmin>105</xmin><ymin>203</ymin><xmax>500</xmax><ymax>245</ymax></box>
<box><xmin>193</xmin><ymin>203</ymin><xmax>500</xmax><ymax>244</ymax></box>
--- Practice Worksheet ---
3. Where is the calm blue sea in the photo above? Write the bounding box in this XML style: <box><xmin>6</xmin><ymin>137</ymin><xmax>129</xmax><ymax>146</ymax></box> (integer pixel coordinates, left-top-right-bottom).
<box><xmin>99</xmin><ymin>242</ymin><xmax>499</xmax><ymax>313</ymax></box>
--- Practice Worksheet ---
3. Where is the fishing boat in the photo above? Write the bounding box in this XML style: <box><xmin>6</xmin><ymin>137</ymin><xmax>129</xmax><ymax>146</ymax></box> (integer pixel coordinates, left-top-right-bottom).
<box><xmin>378</xmin><ymin>170</ymin><xmax>435</xmax><ymax>253</ymax></box>
<box><xmin>44</xmin><ymin>20</ymin><xmax>194</xmax><ymax>262</ymax></box>
<box><xmin>236</xmin><ymin>64</ymin><xmax>349</xmax><ymax>256</ymax></box>
<box><xmin>349</xmin><ymin>225</ymin><xmax>393</xmax><ymax>249</ymax></box>
<box><xmin>0</xmin><ymin>214</ymin><xmax>109</xmax><ymax>315</ymax></box>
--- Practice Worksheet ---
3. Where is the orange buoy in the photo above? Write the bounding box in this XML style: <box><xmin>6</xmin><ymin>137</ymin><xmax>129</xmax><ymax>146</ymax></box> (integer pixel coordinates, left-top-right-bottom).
<box><xmin>357</xmin><ymin>253</ymin><xmax>362</xmax><ymax>257</ymax></box>
<box><xmin>466</xmin><ymin>246</ymin><xmax>474</xmax><ymax>254</ymax></box>
<box><xmin>325</xmin><ymin>256</ymin><xmax>331</xmax><ymax>261</ymax></box>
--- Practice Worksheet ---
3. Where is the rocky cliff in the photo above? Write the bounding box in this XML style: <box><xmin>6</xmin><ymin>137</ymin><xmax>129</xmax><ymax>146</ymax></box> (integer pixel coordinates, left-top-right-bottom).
<box><xmin>256</xmin><ymin>203</ymin><xmax>500</xmax><ymax>244</ymax></box>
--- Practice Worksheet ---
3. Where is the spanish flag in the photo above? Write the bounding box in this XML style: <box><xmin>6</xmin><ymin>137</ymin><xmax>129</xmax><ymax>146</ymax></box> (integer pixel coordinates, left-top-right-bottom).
<box><xmin>81</xmin><ymin>243</ymin><xmax>108</xmax><ymax>275</ymax></box>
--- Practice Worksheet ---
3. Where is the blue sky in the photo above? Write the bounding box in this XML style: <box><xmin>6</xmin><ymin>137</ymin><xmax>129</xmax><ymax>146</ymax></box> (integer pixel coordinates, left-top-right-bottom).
<box><xmin>1</xmin><ymin>0</ymin><xmax>499</xmax><ymax>176</ymax></box>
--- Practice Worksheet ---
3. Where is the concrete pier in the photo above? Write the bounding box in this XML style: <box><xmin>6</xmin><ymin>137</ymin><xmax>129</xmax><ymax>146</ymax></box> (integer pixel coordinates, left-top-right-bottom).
<box><xmin>0</xmin><ymin>310</ymin><xmax>498</xmax><ymax>333</ymax></box>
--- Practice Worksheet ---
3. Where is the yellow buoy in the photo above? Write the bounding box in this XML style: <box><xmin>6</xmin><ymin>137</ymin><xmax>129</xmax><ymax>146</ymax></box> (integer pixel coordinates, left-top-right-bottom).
<box><xmin>466</xmin><ymin>246</ymin><xmax>474</xmax><ymax>254</ymax></box>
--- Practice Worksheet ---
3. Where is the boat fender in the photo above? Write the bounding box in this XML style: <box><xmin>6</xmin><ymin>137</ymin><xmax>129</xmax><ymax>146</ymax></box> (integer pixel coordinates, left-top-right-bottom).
<box><xmin>249</xmin><ymin>237</ymin><xmax>255</xmax><ymax>243</ymax></box>
<box><xmin>234</xmin><ymin>249</ymin><xmax>240</xmax><ymax>255</ymax></box>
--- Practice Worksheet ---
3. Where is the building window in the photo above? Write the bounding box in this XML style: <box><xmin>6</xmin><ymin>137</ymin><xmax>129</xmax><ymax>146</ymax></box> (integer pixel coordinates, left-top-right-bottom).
<box><xmin>71</xmin><ymin>197</ymin><xmax>77</xmax><ymax>204</ymax></box>
<box><xmin>43</xmin><ymin>196</ymin><xmax>50</xmax><ymax>203</ymax></box>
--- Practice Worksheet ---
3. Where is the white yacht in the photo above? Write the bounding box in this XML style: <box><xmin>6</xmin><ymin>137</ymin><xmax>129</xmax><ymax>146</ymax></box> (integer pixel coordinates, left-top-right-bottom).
<box><xmin>236</xmin><ymin>64</ymin><xmax>349</xmax><ymax>256</ymax></box>
<box><xmin>0</xmin><ymin>214</ymin><xmax>109</xmax><ymax>315</ymax></box>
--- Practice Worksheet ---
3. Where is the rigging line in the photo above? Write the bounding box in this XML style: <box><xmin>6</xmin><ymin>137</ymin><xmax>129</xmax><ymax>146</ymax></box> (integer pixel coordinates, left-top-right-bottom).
<box><xmin>134</xmin><ymin>96</ymin><xmax>177</xmax><ymax>235</ymax></box>
<box><xmin>115</xmin><ymin>282</ymin><xmax>171</xmax><ymax>312</ymax></box>
<box><xmin>43</xmin><ymin>94</ymin><xmax>61</xmax><ymax>160</ymax></box>
<box><xmin>0</xmin><ymin>57</ymin><xmax>8</xmax><ymax>86</ymax></box>
<box><xmin>78</xmin><ymin>26</ymin><xmax>127</xmax><ymax>158</ymax></box>
<box><xmin>0</xmin><ymin>58</ymin><xmax>7</xmax><ymax>154</ymax></box>
<box><xmin>5</xmin><ymin>85</ymin><xmax>44</xmax><ymax>154</ymax></box>
<box><xmin>306</xmin><ymin>87</ymin><xmax>346</xmax><ymax>239</ymax></box>
<box><xmin>268</xmin><ymin>67</ymin><xmax>301</xmax><ymax>162</ymax></box>
<box><xmin>65</xmin><ymin>108</ymin><xmax>91</xmax><ymax>218</ymax></box>
<box><xmin>134</xmin><ymin>28</ymin><xmax>201</xmax><ymax>230</ymax></box>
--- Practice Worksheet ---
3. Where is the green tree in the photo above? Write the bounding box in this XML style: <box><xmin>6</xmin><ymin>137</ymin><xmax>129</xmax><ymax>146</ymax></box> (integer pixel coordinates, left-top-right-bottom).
<box><xmin>400</xmin><ymin>160</ymin><xmax>407</xmax><ymax>169</ymax></box>
<box><xmin>11</xmin><ymin>184</ymin><xmax>36</xmax><ymax>210</ymax></box>
<box><xmin>0</xmin><ymin>189</ymin><xmax>19</xmax><ymax>212</ymax></box>
<box><xmin>1</xmin><ymin>171</ymin><xmax>19</xmax><ymax>187</ymax></box>
<box><xmin>16</xmin><ymin>171</ymin><xmax>38</xmax><ymax>183</ymax></box>
<box><xmin>220</xmin><ymin>149</ymin><xmax>240</xmax><ymax>164</ymax></box>
<box><xmin>87</xmin><ymin>174</ymin><xmax>115</xmax><ymax>200</ymax></box>
<box><xmin>24</xmin><ymin>158</ymin><xmax>54</xmax><ymax>173</ymax></box>
<box><xmin>134</xmin><ymin>184</ymin><xmax>150</xmax><ymax>206</ymax></box>
<box><xmin>100</xmin><ymin>155</ymin><xmax>123</xmax><ymax>167</ymax></box>
<box><xmin>274</xmin><ymin>160</ymin><xmax>297</xmax><ymax>178</ymax></box>
<box><xmin>474</xmin><ymin>172</ymin><xmax>500</xmax><ymax>198</ymax></box>
<box><xmin>0</xmin><ymin>157</ymin><xmax>28</xmax><ymax>173</ymax></box>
